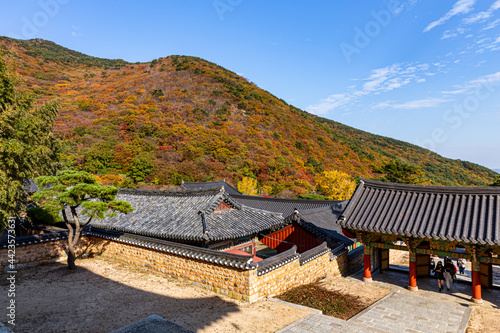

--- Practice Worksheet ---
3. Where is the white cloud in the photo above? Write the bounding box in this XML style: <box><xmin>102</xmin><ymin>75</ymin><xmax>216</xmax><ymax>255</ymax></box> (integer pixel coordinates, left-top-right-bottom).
<box><xmin>306</xmin><ymin>62</ymin><xmax>441</xmax><ymax>115</ymax></box>
<box><xmin>469</xmin><ymin>71</ymin><xmax>500</xmax><ymax>85</ymax></box>
<box><xmin>483</xmin><ymin>18</ymin><xmax>500</xmax><ymax>30</ymax></box>
<box><xmin>475</xmin><ymin>35</ymin><xmax>500</xmax><ymax>53</ymax></box>
<box><xmin>442</xmin><ymin>88</ymin><xmax>468</xmax><ymax>94</ymax></box>
<box><xmin>424</xmin><ymin>0</ymin><xmax>475</xmax><ymax>32</ymax></box>
<box><xmin>442</xmin><ymin>71</ymin><xmax>500</xmax><ymax>96</ymax></box>
<box><xmin>463</xmin><ymin>11</ymin><xmax>492</xmax><ymax>24</ymax></box>
<box><xmin>306</xmin><ymin>94</ymin><xmax>352</xmax><ymax>115</ymax></box>
<box><xmin>441</xmin><ymin>27</ymin><xmax>466</xmax><ymax>39</ymax></box>
<box><xmin>374</xmin><ymin>98</ymin><xmax>453</xmax><ymax>110</ymax></box>
<box><xmin>491</xmin><ymin>0</ymin><xmax>500</xmax><ymax>11</ymax></box>
<box><xmin>463</xmin><ymin>0</ymin><xmax>500</xmax><ymax>25</ymax></box>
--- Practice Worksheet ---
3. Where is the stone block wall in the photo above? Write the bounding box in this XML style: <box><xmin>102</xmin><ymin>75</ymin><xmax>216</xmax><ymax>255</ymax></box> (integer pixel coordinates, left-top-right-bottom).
<box><xmin>250</xmin><ymin>251</ymin><xmax>348</xmax><ymax>299</ymax></box>
<box><xmin>346</xmin><ymin>246</ymin><xmax>364</xmax><ymax>275</ymax></box>
<box><xmin>0</xmin><ymin>237</ymin><xmax>94</xmax><ymax>270</ymax></box>
<box><xmin>0</xmin><ymin>234</ymin><xmax>350</xmax><ymax>302</ymax></box>
<box><xmin>87</xmin><ymin>237</ymin><xmax>254</xmax><ymax>301</ymax></box>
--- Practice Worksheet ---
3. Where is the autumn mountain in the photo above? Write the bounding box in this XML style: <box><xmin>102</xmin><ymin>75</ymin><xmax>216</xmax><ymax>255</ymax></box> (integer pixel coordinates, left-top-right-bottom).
<box><xmin>0</xmin><ymin>37</ymin><xmax>496</xmax><ymax>195</ymax></box>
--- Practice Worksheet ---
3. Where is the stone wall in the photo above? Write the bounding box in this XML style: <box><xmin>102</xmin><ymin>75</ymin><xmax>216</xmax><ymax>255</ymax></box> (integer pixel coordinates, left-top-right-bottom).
<box><xmin>250</xmin><ymin>250</ymin><xmax>348</xmax><ymax>299</ymax></box>
<box><xmin>0</xmin><ymin>233</ymin><xmax>350</xmax><ymax>302</ymax></box>
<box><xmin>346</xmin><ymin>246</ymin><xmax>364</xmax><ymax>275</ymax></box>
<box><xmin>87</xmin><ymin>237</ymin><xmax>254</xmax><ymax>301</ymax></box>
<box><xmin>0</xmin><ymin>234</ymin><xmax>94</xmax><ymax>270</ymax></box>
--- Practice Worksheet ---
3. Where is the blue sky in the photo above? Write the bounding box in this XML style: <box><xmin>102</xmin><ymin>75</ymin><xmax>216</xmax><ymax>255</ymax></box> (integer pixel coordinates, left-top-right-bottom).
<box><xmin>1</xmin><ymin>0</ymin><xmax>500</xmax><ymax>170</ymax></box>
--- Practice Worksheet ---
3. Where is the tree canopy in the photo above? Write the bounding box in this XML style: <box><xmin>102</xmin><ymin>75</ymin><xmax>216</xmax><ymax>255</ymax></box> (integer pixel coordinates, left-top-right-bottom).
<box><xmin>237</xmin><ymin>176</ymin><xmax>258</xmax><ymax>195</ymax></box>
<box><xmin>376</xmin><ymin>159</ymin><xmax>426</xmax><ymax>184</ymax></box>
<box><xmin>491</xmin><ymin>175</ymin><xmax>500</xmax><ymax>186</ymax></box>
<box><xmin>33</xmin><ymin>170</ymin><xmax>133</xmax><ymax>269</ymax></box>
<box><xmin>0</xmin><ymin>57</ymin><xmax>61</xmax><ymax>225</ymax></box>
<box><xmin>316</xmin><ymin>170</ymin><xmax>356</xmax><ymax>200</ymax></box>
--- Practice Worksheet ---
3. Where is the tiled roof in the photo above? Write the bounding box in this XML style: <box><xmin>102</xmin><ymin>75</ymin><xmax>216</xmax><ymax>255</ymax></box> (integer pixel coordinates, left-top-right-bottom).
<box><xmin>91</xmin><ymin>187</ymin><xmax>285</xmax><ymax>242</ymax></box>
<box><xmin>339</xmin><ymin>178</ymin><xmax>500</xmax><ymax>245</ymax></box>
<box><xmin>180</xmin><ymin>180</ymin><xmax>242</xmax><ymax>195</ymax></box>
<box><xmin>23</xmin><ymin>178</ymin><xmax>39</xmax><ymax>193</ymax></box>
<box><xmin>295</xmin><ymin>202</ymin><xmax>354</xmax><ymax>246</ymax></box>
<box><xmin>231</xmin><ymin>194</ymin><xmax>341</xmax><ymax>219</ymax></box>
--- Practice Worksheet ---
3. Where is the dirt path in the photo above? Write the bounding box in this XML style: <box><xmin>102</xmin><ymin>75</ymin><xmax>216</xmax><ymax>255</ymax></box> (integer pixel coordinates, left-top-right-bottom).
<box><xmin>0</xmin><ymin>258</ymin><xmax>310</xmax><ymax>333</ymax></box>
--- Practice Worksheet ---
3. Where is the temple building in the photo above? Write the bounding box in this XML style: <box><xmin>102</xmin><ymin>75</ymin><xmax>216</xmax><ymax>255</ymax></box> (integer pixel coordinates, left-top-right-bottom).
<box><xmin>339</xmin><ymin>178</ymin><xmax>500</xmax><ymax>303</ymax></box>
<box><xmin>90</xmin><ymin>187</ymin><xmax>285</xmax><ymax>257</ymax></box>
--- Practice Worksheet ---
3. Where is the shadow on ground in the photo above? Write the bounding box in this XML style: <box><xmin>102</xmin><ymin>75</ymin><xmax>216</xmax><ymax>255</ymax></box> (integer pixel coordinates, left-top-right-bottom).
<box><xmin>0</xmin><ymin>261</ymin><xmax>242</xmax><ymax>333</ymax></box>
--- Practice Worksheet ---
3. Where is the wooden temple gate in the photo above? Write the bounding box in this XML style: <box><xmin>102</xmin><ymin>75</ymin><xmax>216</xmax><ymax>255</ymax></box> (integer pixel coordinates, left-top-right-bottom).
<box><xmin>356</xmin><ymin>231</ymin><xmax>500</xmax><ymax>302</ymax></box>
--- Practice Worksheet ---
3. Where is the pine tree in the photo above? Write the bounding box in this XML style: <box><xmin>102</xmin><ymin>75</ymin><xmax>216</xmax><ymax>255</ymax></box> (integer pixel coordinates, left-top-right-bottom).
<box><xmin>0</xmin><ymin>57</ymin><xmax>61</xmax><ymax>225</ymax></box>
<box><xmin>33</xmin><ymin>170</ymin><xmax>133</xmax><ymax>269</ymax></box>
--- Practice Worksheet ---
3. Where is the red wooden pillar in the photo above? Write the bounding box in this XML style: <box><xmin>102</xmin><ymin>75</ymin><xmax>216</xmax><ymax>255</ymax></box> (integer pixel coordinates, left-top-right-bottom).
<box><xmin>471</xmin><ymin>261</ymin><xmax>483</xmax><ymax>303</ymax></box>
<box><xmin>363</xmin><ymin>246</ymin><xmax>372</xmax><ymax>282</ymax></box>
<box><xmin>408</xmin><ymin>252</ymin><xmax>418</xmax><ymax>291</ymax></box>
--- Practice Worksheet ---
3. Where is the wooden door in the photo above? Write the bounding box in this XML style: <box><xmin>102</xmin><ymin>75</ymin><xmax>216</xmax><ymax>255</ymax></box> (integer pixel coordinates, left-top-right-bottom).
<box><xmin>416</xmin><ymin>253</ymin><xmax>431</xmax><ymax>277</ymax></box>
<box><xmin>380</xmin><ymin>249</ymin><xmax>389</xmax><ymax>271</ymax></box>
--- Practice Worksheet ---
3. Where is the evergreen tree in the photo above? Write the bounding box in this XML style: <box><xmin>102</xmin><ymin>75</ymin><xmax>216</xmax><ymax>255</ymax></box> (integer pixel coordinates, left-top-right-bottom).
<box><xmin>0</xmin><ymin>57</ymin><xmax>61</xmax><ymax>225</ymax></box>
<box><xmin>33</xmin><ymin>170</ymin><xmax>133</xmax><ymax>269</ymax></box>
<box><xmin>376</xmin><ymin>159</ymin><xmax>426</xmax><ymax>184</ymax></box>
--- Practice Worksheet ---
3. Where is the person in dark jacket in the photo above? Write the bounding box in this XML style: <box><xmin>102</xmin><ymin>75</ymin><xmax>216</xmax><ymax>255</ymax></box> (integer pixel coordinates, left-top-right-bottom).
<box><xmin>435</xmin><ymin>261</ymin><xmax>445</xmax><ymax>292</ymax></box>
<box><xmin>444</xmin><ymin>257</ymin><xmax>456</xmax><ymax>290</ymax></box>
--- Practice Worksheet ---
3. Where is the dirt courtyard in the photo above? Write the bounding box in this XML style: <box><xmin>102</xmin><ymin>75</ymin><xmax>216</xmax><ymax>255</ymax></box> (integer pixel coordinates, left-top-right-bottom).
<box><xmin>1</xmin><ymin>258</ymin><xmax>313</xmax><ymax>333</ymax></box>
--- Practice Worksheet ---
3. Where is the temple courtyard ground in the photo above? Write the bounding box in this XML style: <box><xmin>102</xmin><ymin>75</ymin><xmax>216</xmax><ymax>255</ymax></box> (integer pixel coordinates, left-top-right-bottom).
<box><xmin>1</xmin><ymin>257</ymin><xmax>499</xmax><ymax>332</ymax></box>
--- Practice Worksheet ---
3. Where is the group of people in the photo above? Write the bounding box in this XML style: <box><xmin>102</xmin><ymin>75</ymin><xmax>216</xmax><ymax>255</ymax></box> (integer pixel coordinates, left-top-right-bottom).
<box><xmin>430</xmin><ymin>257</ymin><xmax>466</xmax><ymax>292</ymax></box>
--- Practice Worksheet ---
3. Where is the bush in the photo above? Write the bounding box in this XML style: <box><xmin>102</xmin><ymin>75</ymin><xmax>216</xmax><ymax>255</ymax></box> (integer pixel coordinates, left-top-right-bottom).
<box><xmin>27</xmin><ymin>207</ymin><xmax>60</xmax><ymax>225</ymax></box>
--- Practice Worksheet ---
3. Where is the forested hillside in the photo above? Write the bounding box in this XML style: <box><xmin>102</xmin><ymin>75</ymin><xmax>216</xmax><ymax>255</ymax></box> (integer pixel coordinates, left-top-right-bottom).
<box><xmin>0</xmin><ymin>37</ymin><xmax>496</xmax><ymax>195</ymax></box>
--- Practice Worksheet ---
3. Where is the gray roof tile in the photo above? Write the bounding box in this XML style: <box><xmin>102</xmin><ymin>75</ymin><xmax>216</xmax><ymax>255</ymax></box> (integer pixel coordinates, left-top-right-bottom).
<box><xmin>91</xmin><ymin>187</ymin><xmax>284</xmax><ymax>242</ymax></box>
<box><xmin>180</xmin><ymin>180</ymin><xmax>242</xmax><ymax>195</ymax></box>
<box><xmin>231</xmin><ymin>194</ymin><xmax>341</xmax><ymax>219</ymax></box>
<box><xmin>296</xmin><ymin>202</ymin><xmax>354</xmax><ymax>246</ymax></box>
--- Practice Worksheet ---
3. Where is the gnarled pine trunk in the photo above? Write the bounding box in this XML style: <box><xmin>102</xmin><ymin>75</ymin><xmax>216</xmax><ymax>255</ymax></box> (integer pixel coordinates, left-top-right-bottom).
<box><xmin>62</xmin><ymin>207</ymin><xmax>83</xmax><ymax>270</ymax></box>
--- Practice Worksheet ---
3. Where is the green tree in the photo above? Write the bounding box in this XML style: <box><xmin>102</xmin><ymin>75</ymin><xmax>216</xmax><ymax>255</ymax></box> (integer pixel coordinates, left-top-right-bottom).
<box><xmin>376</xmin><ymin>159</ymin><xmax>426</xmax><ymax>184</ymax></box>
<box><xmin>127</xmin><ymin>156</ymin><xmax>155</xmax><ymax>183</ymax></box>
<box><xmin>0</xmin><ymin>57</ymin><xmax>61</xmax><ymax>225</ymax></box>
<box><xmin>33</xmin><ymin>170</ymin><xmax>134</xmax><ymax>269</ymax></box>
<box><xmin>491</xmin><ymin>175</ymin><xmax>500</xmax><ymax>186</ymax></box>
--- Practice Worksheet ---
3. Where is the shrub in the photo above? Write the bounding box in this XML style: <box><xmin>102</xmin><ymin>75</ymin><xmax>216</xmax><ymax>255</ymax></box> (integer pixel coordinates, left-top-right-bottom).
<box><xmin>27</xmin><ymin>207</ymin><xmax>60</xmax><ymax>225</ymax></box>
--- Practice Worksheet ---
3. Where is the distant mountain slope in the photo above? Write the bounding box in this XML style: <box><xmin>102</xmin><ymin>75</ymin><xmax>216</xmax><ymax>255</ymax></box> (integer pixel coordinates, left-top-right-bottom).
<box><xmin>0</xmin><ymin>37</ymin><xmax>496</xmax><ymax>194</ymax></box>
<box><xmin>494</xmin><ymin>169</ymin><xmax>500</xmax><ymax>174</ymax></box>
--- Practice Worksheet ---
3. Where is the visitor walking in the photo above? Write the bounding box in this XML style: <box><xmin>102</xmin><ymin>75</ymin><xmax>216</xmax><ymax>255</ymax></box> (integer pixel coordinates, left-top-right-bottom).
<box><xmin>444</xmin><ymin>257</ymin><xmax>456</xmax><ymax>290</ymax></box>
<box><xmin>435</xmin><ymin>261</ymin><xmax>445</xmax><ymax>292</ymax></box>
<box><xmin>458</xmin><ymin>258</ymin><xmax>466</xmax><ymax>275</ymax></box>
